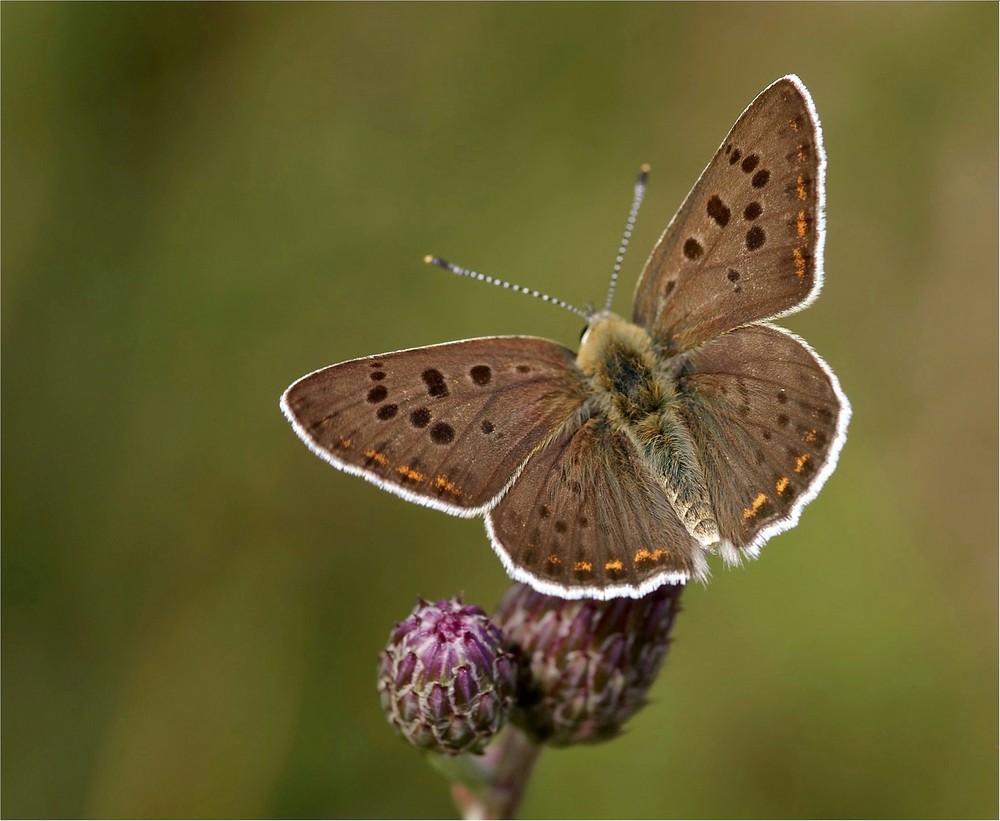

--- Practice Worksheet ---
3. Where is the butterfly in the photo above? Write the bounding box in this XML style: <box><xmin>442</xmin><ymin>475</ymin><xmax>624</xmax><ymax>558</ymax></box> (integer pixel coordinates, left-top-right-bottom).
<box><xmin>280</xmin><ymin>75</ymin><xmax>850</xmax><ymax>600</ymax></box>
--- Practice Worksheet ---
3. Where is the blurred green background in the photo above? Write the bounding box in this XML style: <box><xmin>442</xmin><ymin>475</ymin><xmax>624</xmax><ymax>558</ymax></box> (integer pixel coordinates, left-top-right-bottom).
<box><xmin>3</xmin><ymin>4</ymin><xmax>996</xmax><ymax>818</ymax></box>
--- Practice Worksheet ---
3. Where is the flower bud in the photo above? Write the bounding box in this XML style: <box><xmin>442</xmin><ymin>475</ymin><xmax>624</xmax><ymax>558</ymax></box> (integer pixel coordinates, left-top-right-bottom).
<box><xmin>378</xmin><ymin>597</ymin><xmax>517</xmax><ymax>755</ymax></box>
<box><xmin>495</xmin><ymin>583</ymin><xmax>682</xmax><ymax>746</ymax></box>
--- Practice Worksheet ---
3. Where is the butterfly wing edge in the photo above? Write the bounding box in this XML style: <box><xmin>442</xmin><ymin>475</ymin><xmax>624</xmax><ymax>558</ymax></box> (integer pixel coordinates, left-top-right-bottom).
<box><xmin>774</xmin><ymin>73</ymin><xmax>829</xmax><ymax>321</ymax></box>
<box><xmin>483</xmin><ymin>514</ymin><xmax>692</xmax><ymax>600</ymax></box>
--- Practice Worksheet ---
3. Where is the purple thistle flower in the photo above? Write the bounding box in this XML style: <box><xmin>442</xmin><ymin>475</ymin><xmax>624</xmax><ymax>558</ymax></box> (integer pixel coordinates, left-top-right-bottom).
<box><xmin>378</xmin><ymin>597</ymin><xmax>517</xmax><ymax>755</ymax></box>
<box><xmin>495</xmin><ymin>582</ymin><xmax>683</xmax><ymax>746</ymax></box>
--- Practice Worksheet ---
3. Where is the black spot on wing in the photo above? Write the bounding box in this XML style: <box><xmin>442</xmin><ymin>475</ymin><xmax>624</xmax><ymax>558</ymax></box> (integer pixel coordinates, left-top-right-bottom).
<box><xmin>706</xmin><ymin>195</ymin><xmax>731</xmax><ymax>227</ymax></box>
<box><xmin>470</xmin><ymin>365</ymin><xmax>492</xmax><ymax>386</ymax></box>
<box><xmin>746</xmin><ymin>225</ymin><xmax>766</xmax><ymax>251</ymax></box>
<box><xmin>430</xmin><ymin>422</ymin><xmax>455</xmax><ymax>444</ymax></box>
<box><xmin>422</xmin><ymin>369</ymin><xmax>449</xmax><ymax>397</ymax></box>
<box><xmin>410</xmin><ymin>408</ymin><xmax>431</xmax><ymax>428</ymax></box>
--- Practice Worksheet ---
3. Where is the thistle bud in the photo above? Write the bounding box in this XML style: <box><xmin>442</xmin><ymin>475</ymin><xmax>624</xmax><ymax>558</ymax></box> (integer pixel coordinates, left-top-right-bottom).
<box><xmin>377</xmin><ymin>597</ymin><xmax>517</xmax><ymax>755</ymax></box>
<box><xmin>495</xmin><ymin>583</ymin><xmax>682</xmax><ymax>746</ymax></box>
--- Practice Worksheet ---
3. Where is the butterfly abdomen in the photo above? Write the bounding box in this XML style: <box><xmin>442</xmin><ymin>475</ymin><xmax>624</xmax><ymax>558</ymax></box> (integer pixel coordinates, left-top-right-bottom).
<box><xmin>630</xmin><ymin>410</ymin><xmax>720</xmax><ymax>547</ymax></box>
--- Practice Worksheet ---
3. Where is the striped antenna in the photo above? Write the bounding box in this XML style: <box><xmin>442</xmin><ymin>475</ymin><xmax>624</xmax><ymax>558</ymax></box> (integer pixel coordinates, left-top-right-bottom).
<box><xmin>423</xmin><ymin>255</ymin><xmax>590</xmax><ymax>320</ymax></box>
<box><xmin>604</xmin><ymin>163</ymin><xmax>650</xmax><ymax>312</ymax></box>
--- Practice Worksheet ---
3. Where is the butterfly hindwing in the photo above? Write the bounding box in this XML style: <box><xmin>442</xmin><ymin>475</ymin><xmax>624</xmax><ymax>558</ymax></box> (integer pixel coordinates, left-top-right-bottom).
<box><xmin>487</xmin><ymin>416</ymin><xmax>707</xmax><ymax>599</ymax></box>
<box><xmin>281</xmin><ymin>337</ymin><xmax>588</xmax><ymax>516</ymax></box>
<box><xmin>674</xmin><ymin>324</ymin><xmax>849</xmax><ymax>561</ymax></box>
<box><xmin>633</xmin><ymin>75</ymin><xmax>825</xmax><ymax>352</ymax></box>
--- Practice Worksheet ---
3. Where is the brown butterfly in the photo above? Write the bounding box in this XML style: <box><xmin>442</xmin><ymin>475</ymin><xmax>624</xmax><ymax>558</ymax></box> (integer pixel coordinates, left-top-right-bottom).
<box><xmin>280</xmin><ymin>75</ymin><xmax>850</xmax><ymax>599</ymax></box>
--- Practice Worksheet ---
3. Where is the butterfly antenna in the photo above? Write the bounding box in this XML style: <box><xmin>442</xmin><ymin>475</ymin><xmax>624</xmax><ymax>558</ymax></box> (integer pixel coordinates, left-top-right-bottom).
<box><xmin>603</xmin><ymin>163</ymin><xmax>650</xmax><ymax>313</ymax></box>
<box><xmin>423</xmin><ymin>255</ymin><xmax>591</xmax><ymax>320</ymax></box>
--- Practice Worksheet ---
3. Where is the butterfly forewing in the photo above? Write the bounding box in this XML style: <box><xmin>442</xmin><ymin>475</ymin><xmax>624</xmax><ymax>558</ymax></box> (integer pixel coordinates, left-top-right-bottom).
<box><xmin>281</xmin><ymin>337</ymin><xmax>587</xmax><ymax>516</ymax></box>
<box><xmin>487</xmin><ymin>417</ymin><xmax>707</xmax><ymax>599</ymax></box>
<box><xmin>673</xmin><ymin>324</ymin><xmax>849</xmax><ymax>561</ymax></box>
<box><xmin>633</xmin><ymin>75</ymin><xmax>825</xmax><ymax>352</ymax></box>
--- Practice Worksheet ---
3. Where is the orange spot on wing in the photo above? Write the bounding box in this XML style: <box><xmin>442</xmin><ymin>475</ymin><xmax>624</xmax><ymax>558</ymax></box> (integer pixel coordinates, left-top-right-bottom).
<box><xmin>797</xmin><ymin>143</ymin><xmax>807</xmax><ymax>162</ymax></box>
<box><xmin>634</xmin><ymin>548</ymin><xmax>669</xmax><ymax>565</ymax></box>
<box><xmin>805</xmin><ymin>429</ymin><xmax>817</xmax><ymax>443</ymax></box>
<box><xmin>794</xmin><ymin>453</ymin><xmax>811</xmax><ymax>473</ymax></box>
<box><xmin>605</xmin><ymin>559</ymin><xmax>624</xmax><ymax>572</ymax></box>
<box><xmin>775</xmin><ymin>476</ymin><xmax>790</xmax><ymax>495</ymax></box>
<box><xmin>397</xmin><ymin>465</ymin><xmax>425</xmax><ymax>482</ymax></box>
<box><xmin>336</xmin><ymin>437</ymin><xmax>352</xmax><ymax>449</ymax></box>
<box><xmin>742</xmin><ymin>492</ymin><xmax>769</xmax><ymax>521</ymax></box>
<box><xmin>796</xmin><ymin>174</ymin><xmax>808</xmax><ymax>202</ymax></box>
<box><xmin>793</xmin><ymin>246</ymin><xmax>807</xmax><ymax>280</ymax></box>
<box><xmin>797</xmin><ymin>209</ymin><xmax>808</xmax><ymax>238</ymax></box>
<box><xmin>431</xmin><ymin>474</ymin><xmax>462</xmax><ymax>497</ymax></box>
<box><xmin>546</xmin><ymin>555</ymin><xmax>562</xmax><ymax>566</ymax></box>
<box><xmin>364</xmin><ymin>449</ymin><xmax>388</xmax><ymax>465</ymax></box>
<box><xmin>574</xmin><ymin>561</ymin><xmax>593</xmax><ymax>573</ymax></box>
<box><xmin>790</xmin><ymin>119</ymin><xmax>799</xmax><ymax>132</ymax></box>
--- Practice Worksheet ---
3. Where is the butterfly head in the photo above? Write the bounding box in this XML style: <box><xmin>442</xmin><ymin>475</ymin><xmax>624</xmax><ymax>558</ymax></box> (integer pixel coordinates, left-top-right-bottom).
<box><xmin>577</xmin><ymin>311</ymin><xmax>654</xmax><ymax>379</ymax></box>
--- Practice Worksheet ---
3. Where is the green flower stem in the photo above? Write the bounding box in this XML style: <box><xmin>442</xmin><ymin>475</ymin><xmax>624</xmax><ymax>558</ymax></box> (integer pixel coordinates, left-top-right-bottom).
<box><xmin>435</xmin><ymin>724</ymin><xmax>542</xmax><ymax>820</ymax></box>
